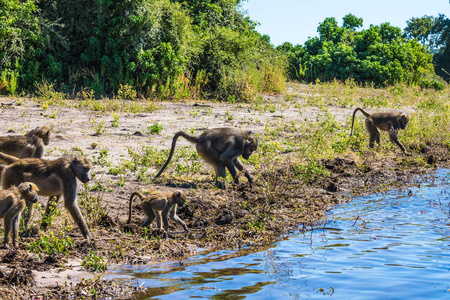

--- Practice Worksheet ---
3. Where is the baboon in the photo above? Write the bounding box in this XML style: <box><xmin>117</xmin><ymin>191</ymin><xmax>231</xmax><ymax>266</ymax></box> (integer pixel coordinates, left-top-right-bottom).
<box><xmin>155</xmin><ymin>128</ymin><xmax>258</xmax><ymax>187</ymax></box>
<box><xmin>350</xmin><ymin>108</ymin><xmax>409</xmax><ymax>154</ymax></box>
<box><xmin>0</xmin><ymin>152</ymin><xmax>92</xmax><ymax>239</ymax></box>
<box><xmin>0</xmin><ymin>182</ymin><xmax>39</xmax><ymax>248</ymax></box>
<box><xmin>127</xmin><ymin>190</ymin><xmax>189</xmax><ymax>233</ymax></box>
<box><xmin>0</xmin><ymin>126</ymin><xmax>51</xmax><ymax>159</ymax></box>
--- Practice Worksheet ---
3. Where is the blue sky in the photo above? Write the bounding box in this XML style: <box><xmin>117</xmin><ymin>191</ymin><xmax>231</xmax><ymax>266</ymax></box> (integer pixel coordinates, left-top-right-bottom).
<box><xmin>241</xmin><ymin>0</ymin><xmax>450</xmax><ymax>46</ymax></box>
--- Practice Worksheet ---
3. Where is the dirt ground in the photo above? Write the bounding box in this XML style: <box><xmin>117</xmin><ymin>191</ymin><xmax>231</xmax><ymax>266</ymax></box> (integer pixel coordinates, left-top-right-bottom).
<box><xmin>0</xmin><ymin>85</ymin><xmax>448</xmax><ymax>298</ymax></box>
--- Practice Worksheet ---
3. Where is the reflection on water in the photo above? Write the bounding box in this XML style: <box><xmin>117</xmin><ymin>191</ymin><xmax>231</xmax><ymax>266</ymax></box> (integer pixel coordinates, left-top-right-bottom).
<box><xmin>107</xmin><ymin>168</ymin><xmax>450</xmax><ymax>299</ymax></box>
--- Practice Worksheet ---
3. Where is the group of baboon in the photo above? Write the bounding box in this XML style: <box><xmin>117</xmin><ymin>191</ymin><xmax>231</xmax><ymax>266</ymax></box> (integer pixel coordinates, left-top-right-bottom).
<box><xmin>0</xmin><ymin>107</ymin><xmax>409</xmax><ymax>248</ymax></box>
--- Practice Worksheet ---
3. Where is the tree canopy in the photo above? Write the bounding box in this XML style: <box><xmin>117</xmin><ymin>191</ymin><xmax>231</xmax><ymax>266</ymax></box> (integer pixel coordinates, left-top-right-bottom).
<box><xmin>404</xmin><ymin>14</ymin><xmax>450</xmax><ymax>81</ymax></box>
<box><xmin>278</xmin><ymin>14</ymin><xmax>441</xmax><ymax>87</ymax></box>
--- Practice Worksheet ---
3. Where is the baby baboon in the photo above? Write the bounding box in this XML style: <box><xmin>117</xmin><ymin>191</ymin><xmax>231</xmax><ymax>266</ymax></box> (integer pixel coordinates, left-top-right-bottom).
<box><xmin>0</xmin><ymin>182</ymin><xmax>39</xmax><ymax>248</ymax></box>
<box><xmin>155</xmin><ymin>128</ymin><xmax>258</xmax><ymax>187</ymax></box>
<box><xmin>0</xmin><ymin>152</ymin><xmax>93</xmax><ymax>239</ymax></box>
<box><xmin>128</xmin><ymin>190</ymin><xmax>189</xmax><ymax>233</ymax></box>
<box><xmin>0</xmin><ymin>126</ymin><xmax>51</xmax><ymax>159</ymax></box>
<box><xmin>350</xmin><ymin>108</ymin><xmax>409</xmax><ymax>154</ymax></box>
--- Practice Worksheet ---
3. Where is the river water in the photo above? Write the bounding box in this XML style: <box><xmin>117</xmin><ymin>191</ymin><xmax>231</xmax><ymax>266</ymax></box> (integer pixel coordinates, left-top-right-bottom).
<box><xmin>107</xmin><ymin>168</ymin><xmax>450</xmax><ymax>299</ymax></box>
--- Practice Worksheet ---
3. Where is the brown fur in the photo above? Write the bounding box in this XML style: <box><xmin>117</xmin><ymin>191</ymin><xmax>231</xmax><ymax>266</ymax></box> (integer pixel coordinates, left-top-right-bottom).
<box><xmin>350</xmin><ymin>108</ymin><xmax>409</xmax><ymax>154</ymax></box>
<box><xmin>155</xmin><ymin>128</ymin><xmax>258</xmax><ymax>187</ymax></box>
<box><xmin>0</xmin><ymin>126</ymin><xmax>51</xmax><ymax>159</ymax></box>
<box><xmin>0</xmin><ymin>152</ymin><xmax>92</xmax><ymax>239</ymax></box>
<box><xmin>128</xmin><ymin>191</ymin><xmax>188</xmax><ymax>233</ymax></box>
<box><xmin>0</xmin><ymin>182</ymin><xmax>39</xmax><ymax>248</ymax></box>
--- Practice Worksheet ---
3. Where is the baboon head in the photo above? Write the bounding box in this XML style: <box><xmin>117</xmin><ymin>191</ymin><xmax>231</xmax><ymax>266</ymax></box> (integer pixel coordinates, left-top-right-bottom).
<box><xmin>70</xmin><ymin>156</ymin><xmax>92</xmax><ymax>184</ymax></box>
<box><xmin>399</xmin><ymin>115</ymin><xmax>409</xmax><ymax>130</ymax></box>
<box><xmin>172</xmin><ymin>191</ymin><xmax>187</xmax><ymax>207</ymax></box>
<box><xmin>18</xmin><ymin>182</ymin><xmax>40</xmax><ymax>203</ymax></box>
<box><xmin>242</xmin><ymin>131</ymin><xmax>258</xmax><ymax>160</ymax></box>
<box><xmin>34</xmin><ymin>126</ymin><xmax>52</xmax><ymax>145</ymax></box>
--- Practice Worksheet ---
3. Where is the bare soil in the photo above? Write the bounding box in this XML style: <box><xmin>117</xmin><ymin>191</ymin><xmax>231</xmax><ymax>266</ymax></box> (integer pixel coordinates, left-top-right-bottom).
<box><xmin>0</xmin><ymin>86</ymin><xmax>448</xmax><ymax>299</ymax></box>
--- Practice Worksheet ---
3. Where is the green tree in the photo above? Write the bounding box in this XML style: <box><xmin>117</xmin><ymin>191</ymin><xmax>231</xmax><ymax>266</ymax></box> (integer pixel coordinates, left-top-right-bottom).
<box><xmin>404</xmin><ymin>16</ymin><xmax>438</xmax><ymax>48</ymax></box>
<box><xmin>279</xmin><ymin>14</ymin><xmax>436</xmax><ymax>86</ymax></box>
<box><xmin>317</xmin><ymin>17</ymin><xmax>343</xmax><ymax>43</ymax></box>
<box><xmin>0</xmin><ymin>0</ymin><xmax>42</xmax><ymax>92</ymax></box>
<box><xmin>343</xmin><ymin>13</ymin><xmax>363</xmax><ymax>30</ymax></box>
<box><xmin>404</xmin><ymin>14</ymin><xmax>450</xmax><ymax>81</ymax></box>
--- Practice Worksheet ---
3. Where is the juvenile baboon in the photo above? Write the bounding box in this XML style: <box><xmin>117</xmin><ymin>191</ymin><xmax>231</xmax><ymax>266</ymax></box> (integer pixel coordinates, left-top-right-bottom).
<box><xmin>155</xmin><ymin>128</ymin><xmax>258</xmax><ymax>187</ymax></box>
<box><xmin>0</xmin><ymin>126</ymin><xmax>51</xmax><ymax>159</ymax></box>
<box><xmin>127</xmin><ymin>190</ymin><xmax>189</xmax><ymax>233</ymax></box>
<box><xmin>350</xmin><ymin>108</ymin><xmax>409</xmax><ymax>154</ymax></box>
<box><xmin>0</xmin><ymin>182</ymin><xmax>39</xmax><ymax>248</ymax></box>
<box><xmin>0</xmin><ymin>152</ymin><xmax>92</xmax><ymax>239</ymax></box>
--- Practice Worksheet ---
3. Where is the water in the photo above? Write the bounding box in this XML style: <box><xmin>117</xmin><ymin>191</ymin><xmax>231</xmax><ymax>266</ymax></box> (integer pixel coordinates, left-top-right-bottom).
<box><xmin>107</xmin><ymin>168</ymin><xmax>450</xmax><ymax>299</ymax></box>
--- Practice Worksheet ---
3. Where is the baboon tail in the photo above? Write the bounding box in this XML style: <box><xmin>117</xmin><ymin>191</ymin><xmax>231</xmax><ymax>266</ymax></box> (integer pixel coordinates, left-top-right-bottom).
<box><xmin>128</xmin><ymin>192</ymin><xmax>145</xmax><ymax>224</ymax></box>
<box><xmin>154</xmin><ymin>131</ymin><xmax>199</xmax><ymax>178</ymax></box>
<box><xmin>350</xmin><ymin>108</ymin><xmax>370</xmax><ymax>136</ymax></box>
<box><xmin>0</xmin><ymin>151</ymin><xmax>19</xmax><ymax>165</ymax></box>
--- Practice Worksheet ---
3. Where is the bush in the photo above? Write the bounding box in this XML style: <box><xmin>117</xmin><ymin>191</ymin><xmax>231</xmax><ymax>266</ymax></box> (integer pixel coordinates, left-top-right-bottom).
<box><xmin>0</xmin><ymin>0</ymin><xmax>286</xmax><ymax>100</ymax></box>
<box><xmin>278</xmin><ymin>14</ymin><xmax>436</xmax><ymax>86</ymax></box>
<box><xmin>420</xmin><ymin>76</ymin><xmax>446</xmax><ymax>90</ymax></box>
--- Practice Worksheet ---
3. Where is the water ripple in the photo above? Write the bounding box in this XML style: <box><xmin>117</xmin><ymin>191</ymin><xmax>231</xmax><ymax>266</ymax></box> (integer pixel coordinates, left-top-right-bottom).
<box><xmin>107</xmin><ymin>168</ymin><xmax>450</xmax><ymax>299</ymax></box>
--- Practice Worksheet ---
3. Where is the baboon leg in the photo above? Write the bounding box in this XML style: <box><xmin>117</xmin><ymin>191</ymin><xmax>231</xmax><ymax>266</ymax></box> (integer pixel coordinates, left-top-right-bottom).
<box><xmin>64</xmin><ymin>189</ymin><xmax>91</xmax><ymax>239</ymax></box>
<box><xmin>214</xmin><ymin>164</ymin><xmax>227</xmax><ymax>188</ymax></box>
<box><xmin>156</xmin><ymin>212</ymin><xmax>163</xmax><ymax>230</ymax></box>
<box><xmin>169</xmin><ymin>209</ymin><xmax>188</xmax><ymax>232</ymax></box>
<box><xmin>11</xmin><ymin>215</ymin><xmax>19</xmax><ymax>248</ymax></box>
<box><xmin>375</xmin><ymin>132</ymin><xmax>381</xmax><ymax>144</ymax></box>
<box><xmin>365</xmin><ymin>119</ymin><xmax>380</xmax><ymax>148</ymax></box>
<box><xmin>219</xmin><ymin>146</ymin><xmax>240</xmax><ymax>182</ymax></box>
<box><xmin>234</xmin><ymin>158</ymin><xmax>244</xmax><ymax>172</ymax></box>
<box><xmin>389</xmin><ymin>129</ymin><xmax>407</xmax><ymax>154</ymax></box>
<box><xmin>234</xmin><ymin>158</ymin><xmax>253</xmax><ymax>184</ymax></box>
<box><xmin>42</xmin><ymin>196</ymin><xmax>60</xmax><ymax>230</ymax></box>
<box><xmin>66</xmin><ymin>202</ymin><xmax>90</xmax><ymax>239</ymax></box>
<box><xmin>142</xmin><ymin>210</ymin><xmax>156</xmax><ymax>227</ymax></box>
<box><xmin>3</xmin><ymin>216</ymin><xmax>12</xmax><ymax>247</ymax></box>
<box><xmin>214</xmin><ymin>164</ymin><xmax>227</xmax><ymax>179</ymax></box>
<box><xmin>222</xmin><ymin>159</ymin><xmax>237</xmax><ymax>183</ymax></box>
<box><xmin>162</xmin><ymin>208</ymin><xmax>170</xmax><ymax>231</ymax></box>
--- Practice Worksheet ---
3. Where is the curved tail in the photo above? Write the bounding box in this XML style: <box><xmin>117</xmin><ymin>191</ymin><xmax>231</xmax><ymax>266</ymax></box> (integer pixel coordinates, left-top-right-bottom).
<box><xmin>350</xmin><ymin>108</ymin><xmax>370</xmax><ymax>136</ymax></box>
<box><xmin>128</xmin><ymin>191</ymin><xmax>145</xmax><ymax>224</ymax></box>
<box><xmin>154</xmin><ymin>131</ymin><xmax>199</xmax><ymax>178</ymax></box>
<box><xmin>0</xmin><ymin>151</ymin><xmax>20</xmax><ymax>165</ymax></box>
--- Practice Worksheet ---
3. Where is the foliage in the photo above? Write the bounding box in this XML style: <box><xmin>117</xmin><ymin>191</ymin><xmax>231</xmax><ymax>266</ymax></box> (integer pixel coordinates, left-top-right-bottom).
<box><xmin>117</xmin><ymin>84</ymin><xmax>137</xmax><ymax>100</ymax></box>
<box><xmin>0</xmin><ymin>0</ymin><xmax>285</xmax><ymax>101</ymax></box>
<box><xmin>82</xmin><ymin>251</ymin><xmax>107</xmax><ymax>272</ymax></box>
<box><xmin>148</xmin><ymin>122</ymin><xmax>164</xmax><ymax>134</ymax></box>
<box><xmin>78</xmin><ymin>187</ymin><xmax>108</xmax><ymax>226</ymax></box>
<box><xmin>27</xmin><ymin>230</ymin><xmax>74</xmax><ymax>256</ymax></box>
<box><xmin>0</xmin><ymin>0</ymin><xmax>41</xmax><ymax>94</ymax></box>
<box><xmin>404</xmin><ymin>14</ymin><xmax>450</xmax><ymax>81</ymax></box>
<box><xmin>278</xmin><ymin>14</ymin><xmax>436</xmax><ymax>86</ymax></box>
